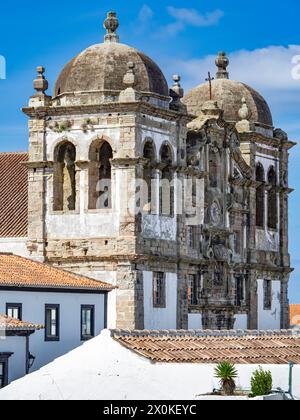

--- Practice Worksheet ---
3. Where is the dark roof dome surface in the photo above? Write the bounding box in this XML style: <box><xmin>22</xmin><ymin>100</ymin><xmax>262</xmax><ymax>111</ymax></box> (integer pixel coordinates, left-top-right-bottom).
<box><xmin>183</xmin><ymin>52</ymin><xmax>273</xmax><ymax>127</ymax></box>
<box><xmin>54</xmin><ymin>12</ymin><xmax>169</xmax><ymax>98</ymax></box>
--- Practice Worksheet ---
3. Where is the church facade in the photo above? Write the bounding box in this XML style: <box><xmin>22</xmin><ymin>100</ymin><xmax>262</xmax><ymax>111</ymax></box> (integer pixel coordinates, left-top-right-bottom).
<box><xmin>0</xmin><ymin>12</ymin><xmax>294</xmax><ymax>331</ymax></box>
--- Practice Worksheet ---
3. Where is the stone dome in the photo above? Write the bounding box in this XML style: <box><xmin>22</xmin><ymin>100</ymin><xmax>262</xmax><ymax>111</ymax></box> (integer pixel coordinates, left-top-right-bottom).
<box><xmin>54</xmin><ymin>12</ymin><xmax>169</xmax><ymax>98</ymax></box>
<box><xmin>183</xmin><ymin>52</ymin><xmax>273</xmax><ymax>128</ymax></box>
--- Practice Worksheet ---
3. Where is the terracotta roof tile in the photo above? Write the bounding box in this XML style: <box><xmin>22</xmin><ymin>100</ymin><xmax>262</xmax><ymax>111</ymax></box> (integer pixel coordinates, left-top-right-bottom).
<box><xmin>0</xmin><ymin>152</ymin><xmax>28</xmax><ymax>237</ymax></box>
<box><xmin>0</xmin><ymin>253</ymin><xmax>113</xmax><ymax>291</ymax></box>
<box><xmin>0</xmin><ymin>314</ymin><xmax>43</xmax><ymax>331</ymax></box>
<box><xmin>290</xmin><ymin>304</ymin><xmax>300</xmax><ymax>326</ymax></box>
<box><xmin>112</xmin><ymin>330</ymin><xmax>300</xmax><ymax>365</ymax></box>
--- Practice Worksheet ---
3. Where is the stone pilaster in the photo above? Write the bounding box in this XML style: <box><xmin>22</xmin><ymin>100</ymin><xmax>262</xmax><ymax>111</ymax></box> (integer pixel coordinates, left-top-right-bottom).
<box><xmin>281</xmin><ymin>276</ymin><xmax>290</xmax><ymax>329</ymax></box>
<box><xmin>116</xmin><ymin>263</ymin><xmax>144</xmax><ymax>330</ymax></box>
<box><xmin>248</xmin><ymin>270</ymin><xmax>258</xmax><ymax>329</ymax></box>
<box><xmin>26</xmin><ymin>118</ymin><xmax>47</xmax><ymax>261</ymax></box>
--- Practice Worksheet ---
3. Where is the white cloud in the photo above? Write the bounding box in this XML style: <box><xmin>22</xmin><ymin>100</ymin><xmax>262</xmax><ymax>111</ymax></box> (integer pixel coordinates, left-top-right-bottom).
<box><xmin>165</xmin><ymin>45</ymin><xmax>300</xmax><ymax>92</ymax></box>
<box><xmin>160</xmin><ymin>45</ymin><xmax>300</xmax><ymax>133</ymax></box>
<box><xmin>138</xmin><ymin>5</ymin><xmax>154</xmax><ymax>23</ymax></box>
<box><xmin>167</xmin><ymin>7</ymin><xmax>224</xmax><ymax>28</ymax></box>
<box><xmin>158</xmin><ymin>7</ymin><xmax>224</xmax><ymax>37</ymax></box>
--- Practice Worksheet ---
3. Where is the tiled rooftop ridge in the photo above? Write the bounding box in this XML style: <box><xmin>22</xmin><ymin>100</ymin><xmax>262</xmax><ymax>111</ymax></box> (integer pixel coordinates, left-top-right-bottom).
<box><xmin>111</xmin><ymin>329</ymin><xmax>300</xmax><ymax>338</ymax></box>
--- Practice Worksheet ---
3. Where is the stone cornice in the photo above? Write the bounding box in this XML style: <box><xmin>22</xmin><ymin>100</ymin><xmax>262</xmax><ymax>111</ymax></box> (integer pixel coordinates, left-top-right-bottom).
<box><xmin>22</xmin><ymin>101</ymin><xmax>192</xmax><ymax>123</ymax></box>
<box><xmin>240</xmin><ymin>131</ymin><xmax>296</xmax><ymax>150</ymax></box>
<box><xmin>23</xmin><ymin>161</ymin><xmax>53</xmax><ymax>169</ymax></box>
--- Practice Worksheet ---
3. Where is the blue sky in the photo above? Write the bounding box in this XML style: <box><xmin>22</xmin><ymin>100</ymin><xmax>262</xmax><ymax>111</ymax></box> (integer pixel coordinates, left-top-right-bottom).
<box><xmin>0</xmin><ymin>0</ymin><xmax>300</xmax><ymax>302</ymax></box>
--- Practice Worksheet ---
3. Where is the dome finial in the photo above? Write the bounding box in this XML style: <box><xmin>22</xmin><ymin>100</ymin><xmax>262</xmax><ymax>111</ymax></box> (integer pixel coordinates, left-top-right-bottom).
<box><xmin>104</xmin><ymin>11</ymin><xmax>120</xmax><ymax>43</ymax></box>
<box><xmin>215</xmin><ymin>51</ymin><xmax>229</xmax><ymax>79</ymax></box>
<box><xmin>123</xmin><ymin>62</ymin><xmax>136</xmax><ymax>88</ymax></box>
<box><xmin>33</xmin><ymin>66</ymin><xmax>48</xmax><ymax>95</ymax></box>
<box><xmin>238</xmin><ymin>97</ymin><xmax>249</xmax><ymax>120</ymax></box>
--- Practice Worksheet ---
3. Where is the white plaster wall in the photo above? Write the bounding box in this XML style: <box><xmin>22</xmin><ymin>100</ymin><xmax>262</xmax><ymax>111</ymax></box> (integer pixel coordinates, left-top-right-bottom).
<box><xmin>188</xmin><ymin>314</ymin><xmax>203</xmax><ymax>330</ymax></box>
<box><xmin>141</xmin><ymin>122</ymin><xmax>178</xmax><ymax>164</ymax></box>
<box><xmin>234</xmin><ymin>314</ymin><xmax>248</xmax><ymax>330</ymax></box>
<box><xmin>257</xmin><ymin>279</ymin><xmax>281</xmax><ymax>330</ymax></box>
<box><xmin>256</xmin><ymin>229</ymin><xmax>279</xmax><ymax>252</ymax></box>
<box><xmin>46</xmin><ymin>124</ymin><xmax>120</xmax><ymax>162</ymax></box>
<box><xmin>1</xmin><ymin>331</ymin><xmax>300</xmax><ymax>400</ymax></box>
<box><xmin>0</xmin><ymin>336</ymin><xmax>26</xmax><ymax>384</ymax></box>
<box><xmin>0</xmin><ymin>291</ymin><xmax>106</xmax><ymax>371</ymax></box>
<box><xmin>72</xmin><ymin>269</ymin><xmax>117</xmax><ymax>330</ymax></box>
<box><xmin>143</xmin><ymin>272</ymin><xmax>177</xmax><ymax>330</ymax></box>
<box><xmin>0</xmin><ymin>238</ymin><xmax>29</xmax><ymax>257</ymax></box>
<box><xmin>45</xmin><ymin>125</ymin><xmax>122</xmax><ymax>240</ymax></box>
<box><xmin>142</xmin><ymin>215</ymin><xmax>177</xmax><ymax>241</ymax></box>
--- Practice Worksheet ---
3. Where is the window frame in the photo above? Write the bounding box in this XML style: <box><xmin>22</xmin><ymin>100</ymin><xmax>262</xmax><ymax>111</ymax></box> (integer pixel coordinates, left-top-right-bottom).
<box><xmin>153</xmin><ymin>272</ymin><xmax>166</xmax><ymax>308</ymax></box>
<box><xmin>235</xmin><ymin>277</ymin><xmax>244</xmax><ymax>307</ymax></box>
<box><xmin>45</xmin><ymin>304</ymin><xmax>60</xmax><ymax>342</ymax></box>
<box><xmin>263</xmin><ymin>280</ymin><xmax>272</xmax><ymax>311</ymax></box>
<box><xmin>6</xmin><ymin>303</ymin><xmax>22</xmax><ymax>320</ymax></box>
<box><xmin>188</xmin><ymin>274</ymin><xmax>200</xmax><ymax>306</ymax></box>
<box><xmin>81</xmin><ymin>305</ymin><xmax>95</xmax><ymax>341</ymax></box>
<box><xmin>0</xmin><ymin>354</ymin><xmax>12</xmax><ymax>389</ymax></box>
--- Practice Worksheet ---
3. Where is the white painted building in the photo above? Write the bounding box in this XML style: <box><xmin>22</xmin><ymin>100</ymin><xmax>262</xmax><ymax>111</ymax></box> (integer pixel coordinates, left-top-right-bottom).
<box><xmin>0</xmin><ymin>315</ymin><xmax>42</xmax><ymax>388</ymax></box>
<box><xmin>0</xmin><ymin>254</ymin><xmax>112</xmax><ymax>382</ymax></box>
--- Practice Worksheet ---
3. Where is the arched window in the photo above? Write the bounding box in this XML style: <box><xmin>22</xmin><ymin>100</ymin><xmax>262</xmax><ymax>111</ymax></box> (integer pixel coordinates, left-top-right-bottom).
<box><xmin>209</xmin><ymin>149</ymin><xmax>220</xmax><ymax>188</ymax></box>
<box><xmin>256</xmin><ymin>163</ymin><xmax>265</xmax><ymax>228</ymax></box>
<box><xmin>89</xmin><ymin>141</ymin><xmax>113</xmax><ymax>210</ymax></box>
<box><xmin>268</xmin><ymin>166</ymin><xmax>277</xmax><ymax>230</ymax></box>
<box><xmin>53</xmin><ymin>142</ymin><xmax>76</xmax><ymax>211</ymax></box>
<box><xmin>143</xmin><ymin>140</ymin><xmax>156</xmax><ymax>213</ymax></box>
<box><xmin>160</xmin><ymin>143</ymin><xmax>174</xmax><ymax>216</ymax></box>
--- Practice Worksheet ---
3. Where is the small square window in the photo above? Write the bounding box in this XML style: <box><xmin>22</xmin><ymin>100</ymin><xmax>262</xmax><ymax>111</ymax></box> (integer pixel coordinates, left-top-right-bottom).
<box><xmin>45</xmin><ymin>305</ymin><xmax>60</xmax><ymax>342</ymax></box>
<box><xmin>81</xmin><ymin>305</ymin><xmax>95</xmax><ymax>341</ymax></box>
<box><xmin>6</xmin><ymin>303</ymin><xmax>22</xmax><ymax>320</ymax></box>
<box><xmin>153</xmin><ymin>272</ymin><xmax>166</xmax><ymax>308</ymax></box>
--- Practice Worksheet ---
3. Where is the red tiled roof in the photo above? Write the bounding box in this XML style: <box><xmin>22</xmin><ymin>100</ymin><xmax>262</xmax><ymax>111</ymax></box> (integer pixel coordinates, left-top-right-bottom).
<box><xmin>0</xmin><ymin>152</ymin><xmax>28</xmax><ymax>237</ymax></box>
<box><xmin>112</xmin><ymin>330</ymin><xmax>300</xmax><ymax>365</ymax></box>
<box><xmin>290</xmin><ymin>304</ymin><xmax>300</xmax><ymax>326</ymax></box>
<box><xmin>0</xmin><ymin>314</ymin><xmax>43</xmax><ymax>331</ymax></box>
<box><xmin>0</xmin><ymin>253</ymin><xmax>113</xmax><ymax>291</ymax></box>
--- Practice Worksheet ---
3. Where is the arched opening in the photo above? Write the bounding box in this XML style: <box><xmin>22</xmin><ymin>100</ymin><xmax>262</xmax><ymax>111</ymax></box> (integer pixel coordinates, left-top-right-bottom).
<box><xmin>256</xmin><ymin>163</ymin><xmax>265</xmax><ymax>228</ymax></box>
<box><xmin>53</xmin><ymin>142</ymin><xmax>76</xmax><ymax>211</ymax></box>
<box><xmin>89</xmin><ymin>140</ymin><xmax>113</xmax><ymax>210</ymax></box>
<box><xmin>209</xmin><ymin>149</ymin><xmax>220</xmax><ymax>188</ymax></box>
<box><xmin>267</xmin><ymin>166</ymin><xmax>277</xmax><ymax>230</ymax></box>
<box><xmin>160</xmin><ymin>143</ymin><xmax>174</xmax><ymax>216</ymax></box>
<box><xmin>142</xmin><ymin>140</ymin><xmax>156</xmax><ymax>213</ymax></box>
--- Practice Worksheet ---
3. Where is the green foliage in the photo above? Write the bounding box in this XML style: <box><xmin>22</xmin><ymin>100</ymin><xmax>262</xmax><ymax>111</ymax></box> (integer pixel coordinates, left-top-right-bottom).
<box><xmin>214</xmin><ymin>362</ymin><xmax>238</xmax><ymax>395</ymax></box>
<box><xmin>250</xmin><ymin>367</ymin><xmax>273</xmax><ymax>397</ymax></box>
<box><xmin>58</xmin><ymin>123</ymin><xmax>66</xmax><ymax>133</ymax></box>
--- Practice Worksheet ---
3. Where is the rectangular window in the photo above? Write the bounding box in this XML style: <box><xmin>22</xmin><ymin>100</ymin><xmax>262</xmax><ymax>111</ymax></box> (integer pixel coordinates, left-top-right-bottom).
<box><xmin>187</xmin><ymin>226</ymin><xmax>197</xmax><ymax>249</ymax></box>
<box><xmin>188</xmin><ymin>274</ymin><xmax>200</xmax><ymax>306</ymax></box>
<box><xmin>81</xmin><ymin>305</ymin><xmax>95</xmax><ymax>341</ymax></box>
<box><xmin>236</xmin><ymin>277</ymin><xmax>244</xmax><ymax>306</ymax></box>
<box><xmin>0</xmin><ymin>354</ymin><xmax>11</xmax><ymax>389</ymax></box>
<box><xmin>188</xmin><ymin>274</ymin><xmax>203</xmax><ymax>305</ymax></box>
<box><xmin>6</xmin><ymin>303</ymin><xmax>22</xmax><ymax>320</ymax></box>
<box><xmin>45</xmin><ymin>305</ymin><xmax>60</xmax><ymax>342</ymax></box>
<box><xmin>0</xmin><ymin>362</ymin><xmax>5</xmax><ymax>389</ymax></box>
<box><xmin>153</xmin><ymin>272</ymin><xmax>166</xmax><ymax>308</ymax></box>
<box><xmin>264</xmin><ymin>280</ymin><xmax>272</xmax><ymax>310</ymax></box>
